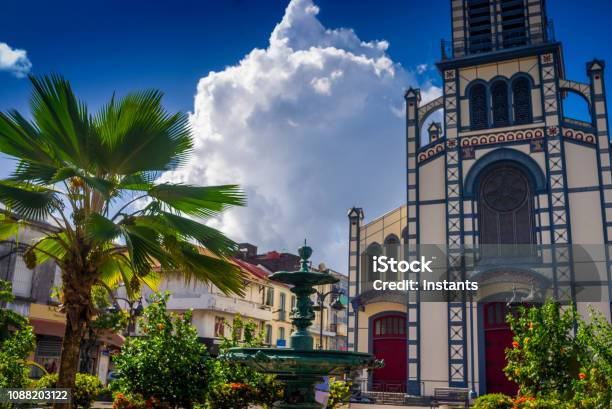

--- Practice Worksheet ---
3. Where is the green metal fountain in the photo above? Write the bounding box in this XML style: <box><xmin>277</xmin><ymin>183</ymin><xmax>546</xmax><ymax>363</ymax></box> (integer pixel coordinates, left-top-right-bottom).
<box><xmin>225</xmin><ymin>242</ymin><xmax>381</xmax><ymax>408</ymax></box>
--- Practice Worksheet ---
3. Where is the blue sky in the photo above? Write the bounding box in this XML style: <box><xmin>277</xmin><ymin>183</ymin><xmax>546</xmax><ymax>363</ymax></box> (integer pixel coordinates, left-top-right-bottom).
<box><xmin>2</xmin><ymin>0</ymin><xmax>610</xmax><ymax>115</ymax></box>
<box><xmin>1</xmin><ymin>0</ymin><xmax>612</xmax><ymax>270</ymax></box>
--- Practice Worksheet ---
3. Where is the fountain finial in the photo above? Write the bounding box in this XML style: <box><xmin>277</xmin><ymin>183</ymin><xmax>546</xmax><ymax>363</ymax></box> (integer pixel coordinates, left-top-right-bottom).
<box><xmin>298</xmin><ymin>239</ymin><xmax>313</xmax><ymax>272</ymax></box>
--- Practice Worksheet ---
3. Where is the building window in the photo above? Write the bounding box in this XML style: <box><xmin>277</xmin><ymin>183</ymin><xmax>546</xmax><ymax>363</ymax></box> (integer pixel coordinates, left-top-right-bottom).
<box><xmin>278</xmin><ymin>327</ymin><xmax>285</xmax><ymax>341</ymax></box>
<box><xmin>384</xmin><ymin>235</ymin><xmax>400</xmax><ymax>281</ymax></box>
<box><xmin>365</xmin><ymin>243</ymin><xmax>382</xmax><ymax>284</ymax></box>
<box><xmin>512</xmin><ymin>77</ymin><xmax>532</xmax><ymax>124</ymax></box>
<box><xmin>279</xmin><ymin>293</ymin><xmax>286</xmax><ymax>321</ymax></box>
<box><xmin>467</xmin><ymin>0</ymin><xmax>492</xmax><ymax>54</ymax></box>
<box><xmin>214</xmin><ymin>316</ymin><xmax>225</xmax><ymax>338</ymax></box>
<box><xmin>291</xmin><ymin>295</ymin><xmax>296</xmax><ymax>310</ymax></box>
<box><xmin>469</xmin><ymin>83</ymin><xmax>488</xmax><ymax>130</ymax></box>
<box><xmin>491</xmin><ymin>80</ymin><xmax>510</xmax><ymax>127</ymax></box>
<box><xmin>12</xmin><ymin>255</ymin><xmax>33</xmax><ymax>298</ymax></box>
<box><xmin>265</xmin><ymin>324</ymin><xmax>272</xmax><ymax>345</ymax></box>
<box><xmin>264</xmin><ymin>287</ymin><xmax>274</xmax><ymax>307</ymax></box>
<box><xmin>501</xmin><ymin>0</ymin><xmax>527</xmax><ymax>48</ymax></box>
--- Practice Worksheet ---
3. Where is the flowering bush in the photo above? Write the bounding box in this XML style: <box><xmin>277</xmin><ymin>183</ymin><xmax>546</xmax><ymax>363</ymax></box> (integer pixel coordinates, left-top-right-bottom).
<box><xmin>112</xmin><ymin>293</ymin><xmax>208</xmax><ymax>408</ymax></box>
<box><xmin>473</xmin><ymin>393</ymin><xmax>514</xmax><ymax>409</ymax></box>
<box><xmin>36</xmin><ymin>373</ymin><xmax>103</xmax><ymax>409</ymax></box>
<box><xmin>504</xmin><ymin>301</ymin><xmax>578</xmax><ymax>398</ymax></box>
<box><xmin>327</xmin><ymin>378</ymin><xmax>352</xmax><ymax>409</ymax></box>
<box><xmin>204</xmin><ymin>315</ymin><xmax>283</xmax><ymax>409</ymax></box>
<box><xmin>504</xmin><ymin>301</ymin><xmax>612</xmax><ymax>407</ymax></box>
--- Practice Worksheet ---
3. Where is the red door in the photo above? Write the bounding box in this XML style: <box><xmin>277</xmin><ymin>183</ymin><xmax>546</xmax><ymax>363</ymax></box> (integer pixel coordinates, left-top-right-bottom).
<box><xmin>372</xmin><ymin>314</ymin><xmax>407</xmax><ymax>392</ymax></box>
<box><xmin>484</xmin><ymin>302</ymin><xmax>518</xmax><ymax>396</ymax></box>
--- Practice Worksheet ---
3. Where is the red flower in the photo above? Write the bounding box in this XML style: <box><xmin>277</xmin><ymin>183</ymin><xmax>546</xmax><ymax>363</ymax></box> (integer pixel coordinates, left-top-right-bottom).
<box><xmin>512</xmin><ymin>341</ymin><xmax>520</xmax><ymax>348</ymax></box>
<box><xmin>579</xmin><ymin>372</ymin><xmax>587</xmax><ymax>380</ymax></box>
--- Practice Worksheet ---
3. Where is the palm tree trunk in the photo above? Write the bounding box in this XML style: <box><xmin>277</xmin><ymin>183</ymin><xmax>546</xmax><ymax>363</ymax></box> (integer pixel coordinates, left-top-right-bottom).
<box><xmin>54</xmin><ymin>272</ymin><xmax>95</xmax><ymax>409</ymax></box>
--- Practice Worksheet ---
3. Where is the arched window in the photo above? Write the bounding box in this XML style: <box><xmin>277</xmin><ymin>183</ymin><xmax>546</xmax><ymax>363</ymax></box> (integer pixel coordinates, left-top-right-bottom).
<box><xmin>384</xmin><ymin>235</ymin><xmax>400</xmax><ymax>281</ymax></box>
<box><xmin>478</xmin><ymin>163</ymin><xmax>535</xmax><ymax>258</ymax></box>
<box><xmin>365</xmin><ymin>243</ymin><xmax>382</xmax><ymax>284</ymax></box>
<box><xmin>470</xmin><ymin>83</ymin><xmax>488</xmax><ymax>130</ymax></box>
<box><xmin>512</xmin><ymin>77</ymin><xmax>532</xmax><ymax>124</ymax></box>
<box><xmin>491</xmin><ymin>80</ymin><xmax>510</xmax><ymax>127</ymax></box>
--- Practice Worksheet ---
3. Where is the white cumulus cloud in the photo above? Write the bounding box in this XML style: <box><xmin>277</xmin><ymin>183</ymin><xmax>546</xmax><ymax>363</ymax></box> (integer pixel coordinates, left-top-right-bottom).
<box><xmin>0</xmin><ymin>42</ymin><xmax>32</xmax><ymax>78</ymax></box>
<box><xmin>163</xmin><ymin>0</ymin><xmax>441</xmax><ymax>271</ymax></box>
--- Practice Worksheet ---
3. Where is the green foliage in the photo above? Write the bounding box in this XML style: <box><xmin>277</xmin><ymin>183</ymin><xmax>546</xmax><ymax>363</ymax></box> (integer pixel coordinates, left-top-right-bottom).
<box><xmin>572</xmin><ymin>308</ymin><xmax>612</xmax><ymax>408</ymax></box>
<box><xmin>504</xmin><ymin>301</ymin><xmax>612</xmax><ymax>408</ymax></box>
<box><xmin>473</xmin><ymin>393</ymin><xmax>514</xmax><ymax>409</ymax></box>
<box><xmin>35</xmin><ymin>373</ymin><xmax>103</xmax><ymax>409</ymax></box>
<box><xmin>327</xmin><ymin>378</ymin><xmax>352</xmax><ymax>409</ymax></box>
<box><xmin>203</xmin><ymin>315</ymin><xmax>283</xmax><ymax>409</ymax></box>
<box><xmin>112</xmin><ymin>293</ymin><xmax>208</xmax><ymax>408</ymax></box>
<box><xmin>0</xmin><ymin>280</ymin><xmax>28</xmax><ymax>341</ymax></box>
<box><xmin>112</xmin><ymin>392</ymin><xmax>147</xmax><ymax>409</ymax></box>
<box><xmin>0</xmin><ymin>280</ymin><xmax>36</xmax><ymax>397</ymax></box>
<box><xmin>504</xmin><ymin>301</ymin><xmax>578</xmax><ymax>398</ymax></box>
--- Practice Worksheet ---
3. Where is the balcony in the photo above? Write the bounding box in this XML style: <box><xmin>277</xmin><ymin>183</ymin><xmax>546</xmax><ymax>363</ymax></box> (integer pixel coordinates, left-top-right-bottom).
<box><xmin>166</xmin><ymin>292</ymin><xmax>272</xmax><ymax>322</ymax></box>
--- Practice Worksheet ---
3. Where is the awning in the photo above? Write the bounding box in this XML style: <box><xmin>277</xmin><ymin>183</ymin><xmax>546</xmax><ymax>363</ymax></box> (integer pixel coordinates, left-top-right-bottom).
<box><xmin>29</xmin><ymin>318</ymin><xmax>65</xmax><ymax>338</ymax></box>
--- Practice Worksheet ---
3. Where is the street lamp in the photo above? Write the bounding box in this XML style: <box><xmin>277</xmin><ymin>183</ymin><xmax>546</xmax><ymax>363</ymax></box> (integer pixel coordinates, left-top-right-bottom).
<box><xmin>105</xmin><ymin>288</ymin><xmax>144</xmax><ymax>336</ymax></box>
<box><xmin>313</xmin><ymin>284</ymin><xmax>345</xmax><ymax>349</ymax></box>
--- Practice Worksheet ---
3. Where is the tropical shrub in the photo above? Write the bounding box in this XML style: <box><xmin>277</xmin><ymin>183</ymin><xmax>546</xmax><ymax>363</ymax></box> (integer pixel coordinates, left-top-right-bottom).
<box><xmin>112</xmin><ymin>293</ymin><xmax>208</xmax><ymax>408</ymax></box>
<box><xmin>573</xmin><ymin>308</ymin><xmax>612</xmax><ymax>408</ymax></box>
<box><xmin>327</xmin><ymin>378</ymin><xmax>352</xmax><ymax>409</ymax></box>
<box><xmin>0</xmin><ymin>280</ymin><xmax>36</xmax><ymax>400</ymax></box>
<box><xmin>472</xmin><ymin>393</ymin><xmax>514</xmax><ymax>409</ymax></box>
<box><xmin>36</xmin><ymin>373</ymin><xmax>103</xmax><ymax>409</ymax></box>
<box><xmin>204</xmin><ymin>315</ymin><xmax>283</xmax><ymax>409</ymax></box>
<box><xmin>112</xmin><ymin>392</ymin><xmax>147</xmax><ymax>409</ymax></box>
<box><xmin>504</xmin><ymin>301</ymin><xmax>578</xmax><ymax>398</ymax></box>
<box><xmin>504</xmin><ymin>301</ymin><xmax>612</xmax><ymax>407</ymax></box>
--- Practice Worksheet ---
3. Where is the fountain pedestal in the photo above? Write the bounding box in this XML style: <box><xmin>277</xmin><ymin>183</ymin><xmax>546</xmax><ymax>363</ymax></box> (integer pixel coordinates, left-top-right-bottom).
<box><xmin>226</xmin><ymin>243</ymin><xmax>381</xmax><ymax>408</ymax></box>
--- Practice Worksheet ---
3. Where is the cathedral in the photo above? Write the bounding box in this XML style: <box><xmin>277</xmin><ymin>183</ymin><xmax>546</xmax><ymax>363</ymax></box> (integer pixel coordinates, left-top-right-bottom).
<box><xmin>347</xmin><ymin>0</ymin><xmax>612</xmax><ymax>397</ymax></box>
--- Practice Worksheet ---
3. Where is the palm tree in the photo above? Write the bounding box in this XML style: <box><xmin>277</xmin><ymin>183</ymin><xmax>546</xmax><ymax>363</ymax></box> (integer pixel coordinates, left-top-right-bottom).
<box><xmin>0</xmin><ymin>75</ymin><xmax>245</xmax><ymax>399</ymax></box>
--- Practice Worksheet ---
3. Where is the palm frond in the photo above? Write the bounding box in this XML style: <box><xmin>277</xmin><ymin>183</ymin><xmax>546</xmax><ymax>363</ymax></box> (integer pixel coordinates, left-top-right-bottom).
<box><xmin>0</xmin><ymin>181</ymin><xmax>61</xmax><ymax>220</ymax></box>
<box><xmin>85</xmin><ymin>214</ymin><xmax>121</xmax><ymax>243</ymax></box>
<box><xmin>166</xmin><ymin>242</ymin><xmax>245</xmax><ymax>296</ymax></box>
<box><xmin>29</xmin><ymin>234</ymin><xmax>68</xmax><ymax>265</ymax></box>
<box><xmin>0</xmin><ymin>110</ymin><xmax>55</xmax><ymax>165</ymax></box>
<box><xmin>148</xmin><ymin>184</ymin><xmax>245</xmax><ymax>218</ymax></box>
<box><xmin>160</xmin><ymin>212</ymin><xmax>238</xmax><ymax>257</ymax></box>
<box><xmin>28</xmin><ymin>75</ymin><xmax>99</xmax><ymax>170</ymax></box>
<box><xmin>94</xmin><ymin>90</ymin><xmax>192</xmax><ymax>174</ymax></box>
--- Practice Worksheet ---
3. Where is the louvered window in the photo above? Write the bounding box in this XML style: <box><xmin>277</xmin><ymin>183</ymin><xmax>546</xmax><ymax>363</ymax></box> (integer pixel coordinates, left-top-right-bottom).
<box><xmin>470</xmin><ymin>83</ymin><xmax>488</xmax><ymax>130</ymax></box>
<box><xmin>512</xmin><ymin>77</ymin><xmax>532</xmax><ymax>124</ymax></box>
<box><xmin>492</xmin><ymin>81</ymin><xmax>510</xmax><ymax>127</ymax></box>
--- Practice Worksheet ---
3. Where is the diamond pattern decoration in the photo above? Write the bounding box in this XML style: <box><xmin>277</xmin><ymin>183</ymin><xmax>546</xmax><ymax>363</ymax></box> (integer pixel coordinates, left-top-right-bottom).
<box><xmin>549</xmin><ymin>140</ymin><xmax>561</xmax><ymax>153</ymax></box>
<box><xmin>545</xmin><ymin>99</ymin><xmax>558</xmax><ymax>111</ymax></box>
<box><xmin>543</xmin><ymin>67</ymin><xmax>555</xmax><ymax>80</ymax></box>
<box><xmin>445</xmin><ymin>82</ymin><xmax>456</xmax><ymax>94</ymax></box>
<box><xmin>551</xmin><ymin>174</ymin><xmax>564</xmax><ymax>188</ymax></box>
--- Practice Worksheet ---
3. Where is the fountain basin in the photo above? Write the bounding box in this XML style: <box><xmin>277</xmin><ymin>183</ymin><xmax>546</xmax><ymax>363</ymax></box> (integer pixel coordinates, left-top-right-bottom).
<box><xmin>226</xmin><ymin>347</ymin><xmax>377</xmax><ymax>376</ymax></box>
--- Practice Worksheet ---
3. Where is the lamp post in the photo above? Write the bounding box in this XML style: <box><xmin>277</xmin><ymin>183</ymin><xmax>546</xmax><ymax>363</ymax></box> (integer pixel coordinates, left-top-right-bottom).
<box><xmin>312</xmin><ymin>284</ymin><xmax>345</xmax><ymax>349</ymax></box>
<box><xmin>106</xmin><ymin>290</ymin><xmax>144</xmax><ymax>336</ymax></box>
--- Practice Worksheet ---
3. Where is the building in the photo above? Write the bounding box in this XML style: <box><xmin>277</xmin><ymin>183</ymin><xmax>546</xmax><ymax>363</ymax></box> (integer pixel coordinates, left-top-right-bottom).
<box><xmin>150</xmin><ymin>256</ymin><xmax>273</xmax><ymax>355</ymax></box>
<box><xmin>0</xmin><ymin>221</ymin><xmax>122</xmax><ymax>383</ymax></box>
<box><xmin>160</xmin><ymin>243</ymin><xmax>349</xmax><ymax>352</ymax></box>
<box><xmin>347</xmin><ymin>0</ymin><xmax>612</xmax><ymax>397</ymax></box>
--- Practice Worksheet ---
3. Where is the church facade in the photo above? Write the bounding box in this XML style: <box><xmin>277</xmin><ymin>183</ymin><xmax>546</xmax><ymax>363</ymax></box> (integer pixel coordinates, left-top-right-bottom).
<box><xmin>347</xmin><ymin>0</ymin><xmax>612</xmax><ymax>397</ymax></box>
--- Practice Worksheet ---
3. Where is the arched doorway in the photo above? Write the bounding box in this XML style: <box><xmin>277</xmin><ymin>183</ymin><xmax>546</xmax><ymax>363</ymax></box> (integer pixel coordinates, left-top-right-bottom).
<box><xmin>477</xmin><ymin>162</ymin><xmax>536</xmax><ymax>394</ymax></box>
<box><xmin>483</xmin><ymin>302</ymin><xmax>518</xmax><ymax>395</ymax></box>
<box><xmin>371</xmin><ymin>313</ymin><xmax>407</xmax><ymax>392</ymax></box>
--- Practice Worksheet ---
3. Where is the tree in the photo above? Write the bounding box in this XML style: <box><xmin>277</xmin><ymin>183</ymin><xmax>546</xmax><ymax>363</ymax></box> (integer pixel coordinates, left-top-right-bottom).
<box><xmin>0</xmin><ymin>280</ymin><xmax>36</xmax><ymax>396</ymax></box>
<box><xmin>112</xmin><ymin>292</ymin><xmax>208</xmax><ymax>408</ymax></box>
<box><xmin>504</xmin><ymin>301</ymin><xmax>578</xmax><ymax>398</ymax></box>
<box><xmin>0</xmin><ymin>75</ymin><xmax>245</xmax><ymax>403</ymax></box>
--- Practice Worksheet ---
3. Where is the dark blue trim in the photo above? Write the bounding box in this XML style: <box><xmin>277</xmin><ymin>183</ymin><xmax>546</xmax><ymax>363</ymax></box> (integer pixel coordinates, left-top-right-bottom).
<box><xmin>463</xmin><ymin>148</ymin><xmax>547</xmax><ymax>198</ymax></box>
